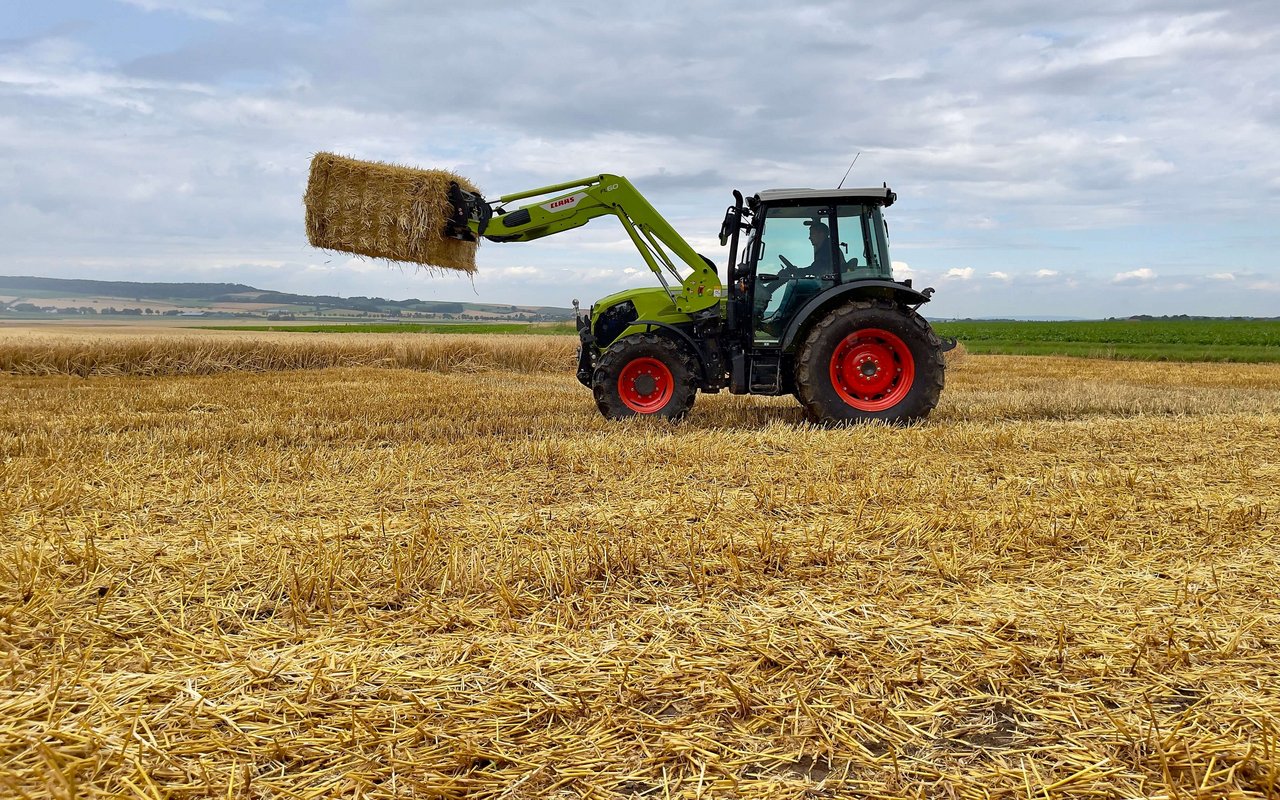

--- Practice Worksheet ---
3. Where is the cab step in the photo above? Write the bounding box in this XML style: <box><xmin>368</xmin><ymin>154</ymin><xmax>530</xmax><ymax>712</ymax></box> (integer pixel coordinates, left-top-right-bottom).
<box><xmin>749</xmin><ymin>354</ymin><xmax>781</xmax><ymax>394</ymax></box>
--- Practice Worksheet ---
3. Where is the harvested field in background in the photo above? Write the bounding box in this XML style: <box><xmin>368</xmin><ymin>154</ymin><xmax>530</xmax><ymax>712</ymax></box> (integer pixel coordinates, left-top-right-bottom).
<box><xmin>0</xmin><ymin>328</ymin><xmax>574</xmax><ymax>377</ymax></box>
<box><xmin>2</xmin><ymin>333</ymin><xmax>1279</xmax><ymax>798</ymax></box>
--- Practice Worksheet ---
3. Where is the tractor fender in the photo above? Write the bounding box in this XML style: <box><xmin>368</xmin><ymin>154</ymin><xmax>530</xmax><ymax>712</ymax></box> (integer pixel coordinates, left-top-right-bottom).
<box><xmin>632</xmin><ymin>320</ymin><xmax>710</xmax><ymax>385</ymax></box>
<box><xmin>779</xmin><ymin>280</ymin><xmax>933</xmax><ymax>351</ymax></box>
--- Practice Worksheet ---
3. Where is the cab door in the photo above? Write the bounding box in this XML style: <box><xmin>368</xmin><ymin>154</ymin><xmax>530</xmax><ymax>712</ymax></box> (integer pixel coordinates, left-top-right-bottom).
<box><xmin>750</xmin><ymin>204</ymin><xmax>838</xmax><ymax>343</ymax></box>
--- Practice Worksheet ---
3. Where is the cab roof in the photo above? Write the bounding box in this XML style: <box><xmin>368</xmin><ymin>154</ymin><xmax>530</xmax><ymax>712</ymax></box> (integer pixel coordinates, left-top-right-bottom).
<box><xmin>755</xmin><ymin>186</ymin><xmax>896</xmax><ymax>206</ymax></box>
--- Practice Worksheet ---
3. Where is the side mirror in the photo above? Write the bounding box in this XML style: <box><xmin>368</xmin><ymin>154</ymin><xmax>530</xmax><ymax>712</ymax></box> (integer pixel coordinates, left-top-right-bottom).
<box><xmin>718</xmin><ymin>206</ymin><xmax>740</xmax><ymax>246</ymax></box>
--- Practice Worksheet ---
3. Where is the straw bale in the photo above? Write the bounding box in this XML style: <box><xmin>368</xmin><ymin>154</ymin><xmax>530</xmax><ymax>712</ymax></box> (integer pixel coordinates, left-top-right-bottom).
<box><xmin>304</xmin><ymin>152</ymin><xmax>481</xmax><ymax>272</ymax></box>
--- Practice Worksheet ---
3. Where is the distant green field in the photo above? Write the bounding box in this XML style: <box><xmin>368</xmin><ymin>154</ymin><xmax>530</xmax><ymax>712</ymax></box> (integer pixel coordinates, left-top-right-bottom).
<box><xmin>197</xmin><ymin>318</ymin><xmax>1280</xmax><ymax>363</ymax></box>
<box><xmin>196</xmin><ymin>322</ymin><xmax>578</xmax><ymax>335</ymax></box>
<box><xmin>933</xmin><ymin>319</ymin><xmax>1280</xmax><ymax>362</ymax></box>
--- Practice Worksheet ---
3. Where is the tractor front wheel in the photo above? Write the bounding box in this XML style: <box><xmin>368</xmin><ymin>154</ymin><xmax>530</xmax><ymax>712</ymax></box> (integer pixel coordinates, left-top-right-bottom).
<box><xmin>592</xmin><ymin>333</ymin><xmax>697</xmax><ymax>420</ymax></box>
<box><xmin>795</xmin><ymin>300</ymin><xmax>944</xmax><ymax>425</ymax></box>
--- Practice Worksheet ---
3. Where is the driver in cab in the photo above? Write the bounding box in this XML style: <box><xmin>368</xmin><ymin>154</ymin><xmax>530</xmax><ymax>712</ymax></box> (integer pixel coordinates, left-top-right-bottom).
<box><xmin>754</xmin><ymin>220</ymin><xmax>835</xmax><ymax>331</ymax></box>
<box><xmin>798</xmin><ymin>221</ymin><xmax>834</xmax><ymax>277</ymax></box>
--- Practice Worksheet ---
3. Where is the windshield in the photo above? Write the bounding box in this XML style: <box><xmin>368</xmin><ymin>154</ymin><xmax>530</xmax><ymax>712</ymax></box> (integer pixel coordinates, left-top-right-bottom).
<box><xmin>761</xmin><ymin>204</ymin><xmax>836</xmax><ymax>279</ymax></box>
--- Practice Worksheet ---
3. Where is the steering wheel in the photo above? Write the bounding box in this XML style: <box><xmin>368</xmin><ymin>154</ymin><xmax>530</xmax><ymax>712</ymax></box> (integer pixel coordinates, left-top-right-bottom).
<box><xmin>759</xmin><ymin>255</ymin><xmax>799</xmax><ymax>287</ymax></box>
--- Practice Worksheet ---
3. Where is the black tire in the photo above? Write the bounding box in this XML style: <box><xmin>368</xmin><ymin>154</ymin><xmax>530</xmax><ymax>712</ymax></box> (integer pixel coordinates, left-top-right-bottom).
<box><xmin>795</xmin><ymin>300</ymin><xmax>944</xmax><ymax>425</ymax></box>
<box><xmin>592</xmin><ymin>333</ymin><xmax>697</xmax><ymax>420</ymax></box>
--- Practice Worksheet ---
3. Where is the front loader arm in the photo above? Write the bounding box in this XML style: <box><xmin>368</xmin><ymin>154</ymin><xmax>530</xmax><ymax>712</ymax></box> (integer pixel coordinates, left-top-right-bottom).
<box><xmin>451</xmin><ymin>174</ymin><xmax>722</xmax><ymax>314</ymax></box>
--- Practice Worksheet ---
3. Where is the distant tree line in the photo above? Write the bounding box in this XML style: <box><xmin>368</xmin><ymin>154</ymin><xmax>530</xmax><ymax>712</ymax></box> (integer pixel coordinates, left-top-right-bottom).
<box><xmin>7</xmin><ymin>304</ymin><xmax>182</xmax><ymax>316</ymax></box>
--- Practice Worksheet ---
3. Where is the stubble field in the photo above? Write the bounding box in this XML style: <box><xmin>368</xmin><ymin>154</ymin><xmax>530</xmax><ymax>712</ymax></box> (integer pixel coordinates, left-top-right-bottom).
<box><xmin>1</xmin><ymin>328</ymin><xmax>1278</xmax><ymax>799</ymax></box>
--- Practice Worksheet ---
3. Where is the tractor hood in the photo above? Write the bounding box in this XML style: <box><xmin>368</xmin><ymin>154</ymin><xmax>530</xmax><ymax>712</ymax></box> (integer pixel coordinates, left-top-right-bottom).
<box><xmin>590</xmin><ymin>287</ymin><xmax>675</xmax><ymax>319</ymax></box>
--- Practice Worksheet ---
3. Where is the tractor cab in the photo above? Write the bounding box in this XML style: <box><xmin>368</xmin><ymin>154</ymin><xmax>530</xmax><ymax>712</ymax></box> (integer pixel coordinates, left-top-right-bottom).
<box><xmin>739</xmin><ymin>187</ymin><xmax>897</xmax><ymax>344</ymax></box>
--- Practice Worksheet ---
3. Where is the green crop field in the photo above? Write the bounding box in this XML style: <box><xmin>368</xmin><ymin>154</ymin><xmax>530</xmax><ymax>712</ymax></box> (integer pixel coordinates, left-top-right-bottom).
<box><xmin>934</xmin><ymin>318</ymin><xmax>1280</xmax><ymax>362</ymax></box>
<box><xmin>198</xmin><ymin>318</ymin><xmax>1280</xmax><ymax>363</ymax></box>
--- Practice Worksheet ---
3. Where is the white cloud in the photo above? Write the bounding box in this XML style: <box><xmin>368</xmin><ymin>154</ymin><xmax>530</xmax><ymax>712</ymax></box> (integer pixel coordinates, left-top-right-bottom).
<box><xmin>1208</xmin><ymin>272</ymin><xmax>1235</xmax><ymax>281</ymax></box>
<box><xmin>1007</xmin><ymin>12</ymin><xmax>1245</xmax><ymax>76</ymax></box>
<box><xmin>891</xmin><ymin>261</ymin><xmax>915</xmax><ymax>279</ymax></box>
<box><xmin>946</xmin><ymin>214</ymin><xmax>999</xmax><ymax>230</ymax></box>
<box><xmin>619</xmin><ymin>267</ymin><xmax>653</xmax><ymax>284</ymax></box>
<box><xmin>488</xmin><ymin>266</ymin><xmax>542</xmax><ymax>279</ymax></box>
<box><xmin>1112</xmin><ymin>268</ymin><xmax>1157</xmax><ymax>284</ymax></box>
<box><xmin>988</xmin><ymin>271</ymin><xmax>1011</xmax><ymax>282</ymax></box>
<box><xmin>875</xmin><ymin>60</ymin><xmax>929</xmax><ymax>82</ymax></box>
<box><xmin>1035</xmin><ymin>270</ymin><xmax>1059</xmax><ymax>279</ymax></box>
<box><xmin>498</xmin><ymin>134</ymin><xmax>722</xmax><ymax>183</ymax></box>
<box><xmin>579</xmin><ymin>238</ymin><xmax>649</xmax><ymax>253</ymax></box>
<box><xmin>116</xmin><ymin>0</ymin><xmax>257</xmax><ymax>22</ymax></box>
<box><xmin>1128</xmin><ymin>158</ymin><xmax>1177</xmax><ymax>180</ymax></box>
<box><xmin>0</xmin><ymin>51</ymin><xmax>212</xmax><ymax>113</ymax></box>
<box><xmin>944</xmin><ymin>267</ymin><xmax>975</xmax><ymax>280</ymax></box>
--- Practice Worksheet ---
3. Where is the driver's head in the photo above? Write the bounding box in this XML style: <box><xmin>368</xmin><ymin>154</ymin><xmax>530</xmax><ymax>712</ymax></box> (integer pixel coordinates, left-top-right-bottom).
<box><xmin>808</xmin><ymin>221</ymin><xmax>829</xmax><ymax>246</ymax></box>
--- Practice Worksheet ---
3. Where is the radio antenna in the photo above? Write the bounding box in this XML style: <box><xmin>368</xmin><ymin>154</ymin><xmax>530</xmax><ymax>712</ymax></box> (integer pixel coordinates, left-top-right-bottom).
<box><xmin>837</xmin><ymin>152</ymin><xmax>860</xmax><ymax>189</ymax></box>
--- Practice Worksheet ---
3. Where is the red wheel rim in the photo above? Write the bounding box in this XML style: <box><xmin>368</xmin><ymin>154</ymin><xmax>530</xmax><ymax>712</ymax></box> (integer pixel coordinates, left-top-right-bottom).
<box><xmin>618</xmin><ymin>357</ymin><xmax>674</xmax><ymax>413</ymax></box>
<box><xmin>828</xmin><ymin>328</ymin><xmax>915</xmax><ymax>412</ymax></box>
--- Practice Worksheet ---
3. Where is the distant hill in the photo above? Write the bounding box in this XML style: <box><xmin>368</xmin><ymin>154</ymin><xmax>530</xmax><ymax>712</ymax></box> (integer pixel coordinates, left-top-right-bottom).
<box><xmin>0</xmin><ymin>275</ymin><xmax>574</xmax><ymax>321</ymax></box>
<box><xmin>0</xmin><ymin>276</ymin><xmax>257</xmax><ymax>300</ymax></box>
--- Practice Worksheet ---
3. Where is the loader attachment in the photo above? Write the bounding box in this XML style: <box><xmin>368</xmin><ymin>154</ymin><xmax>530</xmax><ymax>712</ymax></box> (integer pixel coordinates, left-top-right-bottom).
<box><xmin>445</xmin><ymin>182</ymin><xmax>492</xmax><ymax>241</ymax></box>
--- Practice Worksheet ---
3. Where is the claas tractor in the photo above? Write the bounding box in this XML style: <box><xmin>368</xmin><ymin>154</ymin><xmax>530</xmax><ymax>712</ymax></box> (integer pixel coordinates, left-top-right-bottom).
<box><xmin>444</xmin><ymin>174</ymin><xmax>952</xmax><ymax>424</ymax></box>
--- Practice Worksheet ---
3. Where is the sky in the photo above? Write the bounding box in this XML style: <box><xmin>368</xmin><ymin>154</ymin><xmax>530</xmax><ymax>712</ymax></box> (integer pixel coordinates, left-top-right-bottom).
<box><xmin>2</xmin><ymin>1</ymin><xmax>1278</xmax><ymax>318</ymax></box>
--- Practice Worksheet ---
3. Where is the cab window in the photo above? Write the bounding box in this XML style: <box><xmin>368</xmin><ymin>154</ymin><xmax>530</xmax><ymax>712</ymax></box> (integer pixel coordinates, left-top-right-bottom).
<box><xmin>835</xmin><ymin>205</ymin><xmax>888</xmax><ymax>280</ymax></box>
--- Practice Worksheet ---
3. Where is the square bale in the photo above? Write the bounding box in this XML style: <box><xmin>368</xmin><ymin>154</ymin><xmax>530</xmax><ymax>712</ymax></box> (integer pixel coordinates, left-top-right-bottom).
<box><xmin>304</xmin><ymin>152</ymin><xmax>481</xmax><ymax>273</ymax></box>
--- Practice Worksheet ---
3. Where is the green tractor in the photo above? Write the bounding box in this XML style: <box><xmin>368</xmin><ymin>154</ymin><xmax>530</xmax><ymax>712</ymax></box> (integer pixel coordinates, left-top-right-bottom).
<box><xmin>446</xmin><ymin>175</ymin><xmax>952</xmax><ymax>424</ymax></box>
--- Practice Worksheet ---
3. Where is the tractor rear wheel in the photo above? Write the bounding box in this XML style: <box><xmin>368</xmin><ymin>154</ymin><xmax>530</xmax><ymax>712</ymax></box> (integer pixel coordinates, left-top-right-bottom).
<box><xmin>795</xmin><ymin>300</ymin><xmax>944</xmax><ymax>425</ymax></box>
<box><xmin>592</xmin><ymin>333</ymin><xmax>697</xmax><ymax>420</ymax></box>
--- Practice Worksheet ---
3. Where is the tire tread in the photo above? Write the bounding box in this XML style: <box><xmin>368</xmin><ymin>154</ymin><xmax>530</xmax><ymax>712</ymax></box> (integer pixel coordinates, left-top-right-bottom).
<box><xmin>795</xmin><ymin>300</ymin><xmax>945</xmax><ymax>425</ymax></box>
<box><xmin>592</xmin><ymin>333</ymin><xmax>697</xmax><ymax>420</ymax></box>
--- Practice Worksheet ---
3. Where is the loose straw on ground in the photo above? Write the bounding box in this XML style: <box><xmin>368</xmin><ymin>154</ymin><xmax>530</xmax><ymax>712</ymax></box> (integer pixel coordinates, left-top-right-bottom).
<box><xmin>1</xmin><ymin>344</ymin><xmax>1279</xmax><ymax>798</ymax></box>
